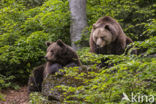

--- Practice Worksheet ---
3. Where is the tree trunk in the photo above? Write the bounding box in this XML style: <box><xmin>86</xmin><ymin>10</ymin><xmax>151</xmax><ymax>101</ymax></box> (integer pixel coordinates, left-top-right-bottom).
<box><xmin>68</xmin><ymin>0</ymin><xmax>88</xmax><ymax>50</ymax></box>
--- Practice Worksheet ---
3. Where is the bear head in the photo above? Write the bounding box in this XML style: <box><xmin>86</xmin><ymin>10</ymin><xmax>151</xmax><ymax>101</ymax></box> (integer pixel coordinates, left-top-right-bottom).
<box><xmin>45</xmin><ymin>39</ymin><xmax>66</xmax><ymax>62</ymax></box>
<box><xmin>92</xmin><ymin>23</ymin><xmax>118</xmax><ymax>48</ymax></box>
<box><xmin>44</xmin><ymin>39</ymin><xmax>81</xmax><ymax>66</ymax></box>
<box><xmin>90</xmin><ymin>16</ymin><xmax>136</xmax><ymax>55</ymax></box>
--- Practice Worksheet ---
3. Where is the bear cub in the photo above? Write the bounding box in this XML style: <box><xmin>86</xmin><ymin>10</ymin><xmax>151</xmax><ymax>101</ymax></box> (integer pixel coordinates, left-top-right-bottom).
<box><xmin>28</xmin><ymin>40</ymin><xmax>81</xmax><ymax>94</ymax></box>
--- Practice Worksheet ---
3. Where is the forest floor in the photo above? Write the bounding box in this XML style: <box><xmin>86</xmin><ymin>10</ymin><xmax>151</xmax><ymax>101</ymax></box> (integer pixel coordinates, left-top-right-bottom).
<box><xmin>0</xmin><ymin>86</ymin><xmax>28</xmax><ymax>104</ymax></box>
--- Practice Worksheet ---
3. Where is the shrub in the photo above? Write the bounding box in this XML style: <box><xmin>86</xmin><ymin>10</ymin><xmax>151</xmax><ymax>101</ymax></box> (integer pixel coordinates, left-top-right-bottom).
<box><xmin>0</xmin><ymin>0</ymin><xmax>70</xmax><ymax>84</ymax></box>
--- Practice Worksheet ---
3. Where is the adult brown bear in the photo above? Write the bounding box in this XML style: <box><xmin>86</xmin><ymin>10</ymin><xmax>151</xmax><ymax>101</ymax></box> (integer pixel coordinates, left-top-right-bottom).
<box><xmin>90</xmin><ymin>16</ymin><xmax>136</xmax><ymax>55</ymax></box>
<box><xmin>28</xmin><ymin>40</ymin><xmax>81</xmax><ymax>94</ymax></box>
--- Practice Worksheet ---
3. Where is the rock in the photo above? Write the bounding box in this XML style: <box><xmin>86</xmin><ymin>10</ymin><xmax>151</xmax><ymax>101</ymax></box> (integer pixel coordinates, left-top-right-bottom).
<box><xmin>41</xmin><ymin>74</ymin><xmax>63</xmax><ymax>103</ymax></box>
<box><xmin>41</xmin><ymin>72</ymin><xmax>83</xmax><ymax>103</ymax></box>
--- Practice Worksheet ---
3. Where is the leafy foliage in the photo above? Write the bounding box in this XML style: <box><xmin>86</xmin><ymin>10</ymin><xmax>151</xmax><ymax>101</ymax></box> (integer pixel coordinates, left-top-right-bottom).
<box><xmin>29</xmin><ymin>92</ymin><xmax>47</xmax><ymax>104</ymax></box>
<box><xmin>0</xmin><ymin>0</ymin><xmax>70</xmax><ymax>85</ymax></box>
<box><xmin>0</xmin><ymin>0</ymin><xmax>155</xmax><ymax>103</ymax></box>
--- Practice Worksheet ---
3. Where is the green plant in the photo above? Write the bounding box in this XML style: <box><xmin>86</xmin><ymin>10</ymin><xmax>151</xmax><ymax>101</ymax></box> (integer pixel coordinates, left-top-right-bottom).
<box><xmin>0</xmin><ymin>74</ymin><xmax>15</xmax><ymax>89</ymax></box>
<box><xmin>29</xmin><ymin>92</ymin><xmax>47</xmax><ymax>104</ymax></box>
<box><xmin>0</xmin><ymin>92</ymin><xmax>6</xmax><ymax>102</ymax></box>
<box><xmin>0</xmin><ymin>0</ymin><xmax>70</xmax><ymax>84</ymax></box>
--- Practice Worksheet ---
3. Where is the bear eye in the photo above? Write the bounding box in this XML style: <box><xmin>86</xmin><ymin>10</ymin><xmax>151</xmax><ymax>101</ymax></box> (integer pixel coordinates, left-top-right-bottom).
<box><xmin>95</xmin><ymin>37</ymin><xmax>97</xmax><ymax>40</ymax></box>
<box><xmin>101</xmin><ymin>37</ymin><xmax>105</xmax><ymax>40</ymax></box>
<box><xmin>51</xmin><ymin>50</ymin><xmax>54</xmax><ymax>53</ymax></box>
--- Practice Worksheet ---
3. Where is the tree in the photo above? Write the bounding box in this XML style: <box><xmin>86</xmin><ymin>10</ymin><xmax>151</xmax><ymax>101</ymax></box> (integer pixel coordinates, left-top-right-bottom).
<box><xmin>68</xmin><ymin>0</ymin><xmax>88</xmax><ymax>50</ymax></box>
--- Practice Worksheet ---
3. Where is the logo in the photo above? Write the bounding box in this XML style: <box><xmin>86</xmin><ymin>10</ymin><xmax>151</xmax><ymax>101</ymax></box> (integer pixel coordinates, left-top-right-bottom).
<box><xmin>122</xmin><ymin>92</ymin><xmax>155</xmax><ymax>103</ymax></box>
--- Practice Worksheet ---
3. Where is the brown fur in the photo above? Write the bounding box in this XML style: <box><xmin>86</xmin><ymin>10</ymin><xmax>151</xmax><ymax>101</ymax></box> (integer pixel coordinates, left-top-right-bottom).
<box><xmin>44</xmin><ymin>39</ymin><xmax>81</xmax><ymax>77</ymax></box>
<box><xmin>90</xmin><ymin>16</ymin><xmax>135</xmax><ymax>55</ymax></box>
<box><xmin>28</xmin><ymin>64</ymin><xmax>44</xmax><ymax>94</ymax></box>
<box><xmin>28</xmin><ymin>40</ymin><xmax>81</xmax><ymax>94</ymax></box>
<box><xmin>45</xmin><ymin>40</ymin><xmax>81</xmax><ymax>66</ymax></box>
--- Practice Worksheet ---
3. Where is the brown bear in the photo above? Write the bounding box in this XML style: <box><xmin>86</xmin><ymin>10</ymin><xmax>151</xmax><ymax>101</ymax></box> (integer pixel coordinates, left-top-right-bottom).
<box><xmin>89</xmin><ymin>16</ymin><xmax>136</xmax><ymax>55</ymax></box>
<box><xmin>28</xmin><ymin>39</ymin><xmax>81</xmax><ymax>94</ymax></box>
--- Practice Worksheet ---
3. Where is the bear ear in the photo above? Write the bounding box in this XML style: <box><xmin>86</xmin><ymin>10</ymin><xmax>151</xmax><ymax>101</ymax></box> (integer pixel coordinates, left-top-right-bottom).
<box><xmin>56</xmin><ymin>39</ymin><xmax>65</xmax><ymax>47</ymax></box>
<box><xmin>93</xmin><ymin>24</ymin><xmax>97</xmax><ymax>29</ymax></box>
<box><xmin>45</xmin><ymin>42</ymin><xmax>51</xmax><ymax>47</ymax></box>
<box><xmin>105</xmin><ymin>25</ymin><xmax>111</xmax><ymax>31</ymax></box>
<box><xmin>105</xmin><ymin>24</ymin><xmax>117</xmax><ymax>37</ymax></box>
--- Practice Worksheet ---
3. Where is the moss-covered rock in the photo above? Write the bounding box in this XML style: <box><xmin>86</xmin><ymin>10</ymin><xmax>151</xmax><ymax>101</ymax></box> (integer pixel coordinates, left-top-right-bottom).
<box><xmin>41</xmin><ymin>71</ymin><xmax>84</xmax><ymax>103</ymax></box>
